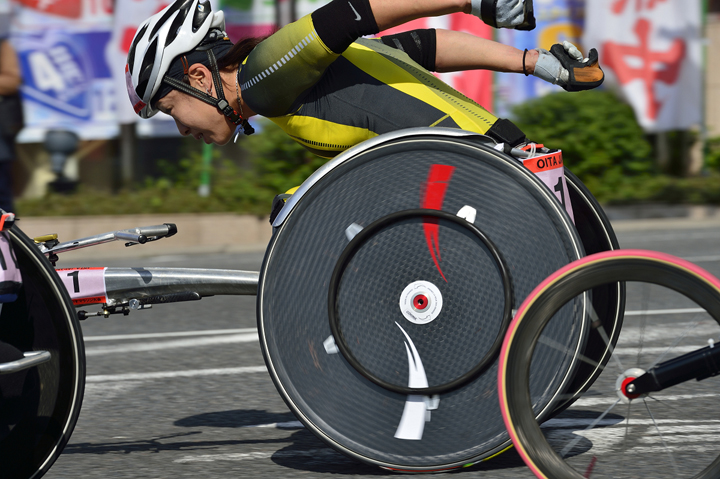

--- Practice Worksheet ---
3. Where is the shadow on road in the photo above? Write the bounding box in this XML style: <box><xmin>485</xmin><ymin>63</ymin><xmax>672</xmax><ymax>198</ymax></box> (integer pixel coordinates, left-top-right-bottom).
<box><xmin>174</xmin><ymin>409</ymin><xmax>297</xmax><ymax>428</ymax></box>
<box><xmin>70</xmin><ymin>408</ymin><xmax>622</xmax><ymax>475</ymax></box>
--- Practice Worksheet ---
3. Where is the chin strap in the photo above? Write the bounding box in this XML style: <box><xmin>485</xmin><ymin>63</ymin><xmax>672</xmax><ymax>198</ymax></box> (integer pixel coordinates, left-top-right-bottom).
<box><xmin>162</xmin><ymin>49</ymin><xmax>254</xmax><ymax>136</ymax></box>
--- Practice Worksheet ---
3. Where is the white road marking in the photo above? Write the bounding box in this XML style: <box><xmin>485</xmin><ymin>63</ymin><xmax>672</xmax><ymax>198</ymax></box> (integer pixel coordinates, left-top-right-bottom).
<box><xmin>544</xmin><ymin>419</ymin><xmax>720</xmax><ymax>456</ymax></box>
<box><xmin>622</xmin><ymin>231</ymin><xmax>720</xmax><ymax>242</ymax></box>
<box><xmin>83</xmin><ymin>381</ymin><xmax>144</xmax><ymax>408</ymax></box>
<box><xmin>614</xmin><ymin>320</ymin><xmax>717</xmax><ymax>342</ymax></box>
<box><xmin>613</xmin><ymin>345</ymin><xmax>709</xmax><ymax>355</ymax></box>
<box><xmin>624</xmin><ymin>308</ymin><xmax>707</xmax><ymax>317</ymax></box>
<box><xmin>640</xmin><ymin>434</ymin><xmax>720</xmax><ymax>443</ymax></box>
<box><xmin>573</xmin><ymin>392</ymin><xmax>720</xmax><ymax>407</ymax></box>
<box><xmin>544</xmin><ymin>418</ymin><xmax>720</xmax><ymax>429</ymax></box>
<box><xmin>174</xmin><ymin>448</ymin><xmax>344</xmax><ymax>463</ymax></box>
<box><xmin>86</xmin><ymin>366</ymin><xmax>266</xmax><ymax>382</ymax></box>
<box><xmin>682</xmin><ymin>254</ymin><xmax>720</xmax><ymax>263</ymax></box>
<box><xmin>241</xmin><ymin>421</ymin><xmax>304</xmax><ymax>429</ymax></box>
<box><xmin>83</xmin><ymin>328</ymin><xmax>257</xmax><ymax>342</ymax></box>
<box><xmin>85</xmin><ymin>332</ymin><xmax>258</xmax><ymax>356</ymax></box>
<box><xmin>627</xmin><ymin>445</ymin><xmax>720</xmax><ymax>454</ymax></box>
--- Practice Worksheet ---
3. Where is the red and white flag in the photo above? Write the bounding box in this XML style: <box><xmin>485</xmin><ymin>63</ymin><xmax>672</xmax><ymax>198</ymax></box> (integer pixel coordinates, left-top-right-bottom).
<box><xmin>584</xmin><ymin>0</ymin><xmax>702</xmax><ymax>132</ymax></box>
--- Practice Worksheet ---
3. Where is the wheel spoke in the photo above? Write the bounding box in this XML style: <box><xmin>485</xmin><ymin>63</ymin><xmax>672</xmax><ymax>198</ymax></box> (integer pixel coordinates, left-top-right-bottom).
<box><xmin>588</xmin><ymin>302</ymin><xmax>624</xmax><ymax>373</ymax></box>
<box><xmin>649</xmin><ymin>316</ymin><xmax>703</xmax><ymax>368</ymax></box>
<box><xmin>646</xmin><ymin>394</ymin><xmax>683</xmax><ymax>412</ymax></box>
<box><xmin>559</xmin><ymin>398</ymin><xmax>621</xmax><ymax>458</ymax></box>
<box><xmin>644</xmin><ymin>398</ymin><xmax>680</xmax><ymax>477</ymax></box>
<box><xmin>538</xmin><ymin>336</ymin><xmax>605</xmax><ymax>371</ymax></box>
<box><xmin>636</xmin><ymin>284</ymin><xmax>649</xmax><ymax>367</ymax></box>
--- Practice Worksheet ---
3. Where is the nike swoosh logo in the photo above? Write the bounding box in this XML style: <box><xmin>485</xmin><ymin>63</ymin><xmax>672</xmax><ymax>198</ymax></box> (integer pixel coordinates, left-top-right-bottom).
<box><xmin>348</xmin><ymin>1</ymin><xmax>361</xmax><ymax>21</ymax></box>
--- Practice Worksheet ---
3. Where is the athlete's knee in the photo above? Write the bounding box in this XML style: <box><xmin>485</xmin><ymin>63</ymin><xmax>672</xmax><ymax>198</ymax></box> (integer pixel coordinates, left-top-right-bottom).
<box><xmin>311</xmin><ymin>0</ymin><xmax>380</xmax><ymax>53</ymax></box>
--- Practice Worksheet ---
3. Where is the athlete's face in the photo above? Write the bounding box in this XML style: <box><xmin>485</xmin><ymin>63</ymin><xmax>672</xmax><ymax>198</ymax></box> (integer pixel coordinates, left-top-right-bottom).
<box><xmin>156</xmin><ymin>89</ymin><xmax>235</xmax><ymax>145</ymax></box>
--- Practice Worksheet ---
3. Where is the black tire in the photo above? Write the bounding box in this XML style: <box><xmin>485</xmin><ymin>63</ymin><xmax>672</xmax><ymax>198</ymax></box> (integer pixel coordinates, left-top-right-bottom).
<box><xmin>0</xmin><ymin>226</ymin><xmax>85</xmax><ymax>479</ymax></box>
<box><xmin>499</xmin><ymin>249</ymin><xmax>720</xmax><ymax>479</ymax></box>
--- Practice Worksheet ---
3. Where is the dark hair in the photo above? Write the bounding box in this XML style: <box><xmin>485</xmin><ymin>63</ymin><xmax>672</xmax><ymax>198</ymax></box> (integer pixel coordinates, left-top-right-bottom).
<box><xmin>217</xmin><ymin>36</ymin><xmax>267</xmax><ymax>72</ymax></box>
<box><xmin>152</xmin><ymin>35</ymin><xmax>267</xmax><ymax>105</ymax></box>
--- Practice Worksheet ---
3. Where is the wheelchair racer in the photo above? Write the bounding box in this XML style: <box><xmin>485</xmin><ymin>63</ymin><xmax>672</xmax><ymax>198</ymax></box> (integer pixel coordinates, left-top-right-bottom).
<box><xmin>126</xmin><ymin>0</ymin><xmax>604</xmax><ymax>158</ymax></box>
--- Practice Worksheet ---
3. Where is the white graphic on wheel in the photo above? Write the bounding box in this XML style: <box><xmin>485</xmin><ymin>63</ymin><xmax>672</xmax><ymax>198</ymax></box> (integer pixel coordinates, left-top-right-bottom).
<box><xmin>394</xmin><ymin>322</ymin><xmax>439</xmax><ymax>440</ymax></box>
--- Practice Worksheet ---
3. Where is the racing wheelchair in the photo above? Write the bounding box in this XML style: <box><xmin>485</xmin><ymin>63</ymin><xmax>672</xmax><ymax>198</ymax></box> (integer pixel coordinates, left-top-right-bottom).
<box><xmin>1</xmin><ymin>128</ymin><xmax>719</xmax><ymax>478</ymax></box>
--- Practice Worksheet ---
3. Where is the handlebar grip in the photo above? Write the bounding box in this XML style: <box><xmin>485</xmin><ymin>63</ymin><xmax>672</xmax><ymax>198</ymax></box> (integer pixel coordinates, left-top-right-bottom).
<box><xmin>134</xmin><ymin>223</ymin><xmax>178</xmax><ymax>239</ymax></box>
<box><xmin>165</xmin><ymin>223</ymin><xmax>178</xmax><ymax>238</ymax></box>
<box><xmin>115</xmin><ymin>232</ymin><xmax>147</xmax><ymax>244</ymax></box>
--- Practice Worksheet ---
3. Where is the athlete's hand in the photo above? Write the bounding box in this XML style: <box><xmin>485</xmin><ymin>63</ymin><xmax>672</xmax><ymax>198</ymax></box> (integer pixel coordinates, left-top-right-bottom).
<box><xmin>532</xmin><ymin>41</ymin><xmax>604</xmax><ymax>92</ymax></box>
<box><xmin>472</xmin><ymin>0</ymin><xmax>535</xmax><ymax>30</ymax></box>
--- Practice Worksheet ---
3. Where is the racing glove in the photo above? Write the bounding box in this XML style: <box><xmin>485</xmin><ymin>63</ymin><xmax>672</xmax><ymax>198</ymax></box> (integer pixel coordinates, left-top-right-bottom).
<box><xmin>471</xmin><ymin>0</ymin><xmax>535</xmax><ymax>30</ymax></box>
<box><xmin>532</xmin><ymin>41</ymin><xmax>605</xmax><ymax>92</ymax></box>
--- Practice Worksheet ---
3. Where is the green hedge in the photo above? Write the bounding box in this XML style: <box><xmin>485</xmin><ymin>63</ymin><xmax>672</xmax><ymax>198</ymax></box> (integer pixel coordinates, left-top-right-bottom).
<box><xmin>512</xmin><ymin>90</ymin><xmax>657</xmax><ymax>202</ymax></box>
<box><xmin>511</xmin><ymin>90</ymin><xmax>720</xmax><ymax>204</ymax></box>
<box><xmin>16</xmin><ymin>93</ymin><xmax>720</xmax><ymax>216</ymax></box>
<box><xmin>16</xmin><ymin>121</ymin><xmax>328</xmax><ymax>217</ymax></box>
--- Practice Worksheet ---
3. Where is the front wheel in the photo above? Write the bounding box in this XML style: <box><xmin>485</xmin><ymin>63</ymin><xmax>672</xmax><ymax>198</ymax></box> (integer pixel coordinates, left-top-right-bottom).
<box><xmin>0</xmin><ymin>226</ymin><xmax>85</xmax><ymax>479</ymax></box>
<box><xmin>498</xmin><ymin>249</ymin><xmax>720</xmax><ymax>479</ymax></box>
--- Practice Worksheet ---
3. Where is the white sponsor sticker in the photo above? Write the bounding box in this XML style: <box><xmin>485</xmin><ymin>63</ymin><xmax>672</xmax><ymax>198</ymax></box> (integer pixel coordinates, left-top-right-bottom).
<box><xmin>56</xmin><ymin>267</ymin><xmax>107</xmax><ymax>305</ymax></box>
<box><xmin>0</xmin><ymin>233</ymin><xmax>21</xmax><ymax>291</ymax></box>
<box><xmin>522</xmin><ymin>150</ymin><xmax>575</xmax><ymax>224</ymax></box>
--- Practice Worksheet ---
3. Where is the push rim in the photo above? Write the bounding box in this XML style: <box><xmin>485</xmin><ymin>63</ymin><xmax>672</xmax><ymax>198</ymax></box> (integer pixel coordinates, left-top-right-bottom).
<box><xmin>328</xmin><ymin>208</ymin><xmax>513</xmax><ymax>396</ymax></box>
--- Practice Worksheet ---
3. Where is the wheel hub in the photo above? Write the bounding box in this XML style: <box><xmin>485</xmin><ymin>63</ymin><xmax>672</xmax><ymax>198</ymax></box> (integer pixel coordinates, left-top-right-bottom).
<box><xmin>399</xmin><ymin>281</ymin><xmax>443</xmax><ymax>325</ymax></box>
<box><xmin>616</xmin><ymin>367</ymin><xmax>646</xmax><ymax>403</ymax></box>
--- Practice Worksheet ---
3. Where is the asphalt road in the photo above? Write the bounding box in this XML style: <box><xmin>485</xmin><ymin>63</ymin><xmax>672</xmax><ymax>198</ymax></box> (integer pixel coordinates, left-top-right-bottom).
<box><xmin>43</xmin><ymin>220</ymin><xmax>720</xmax><ymax>479</ymax></box>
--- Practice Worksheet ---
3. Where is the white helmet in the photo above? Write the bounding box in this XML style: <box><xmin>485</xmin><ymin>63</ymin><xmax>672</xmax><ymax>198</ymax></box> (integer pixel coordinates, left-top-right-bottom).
<box><xmin>126</xmin><ymin>0</ymin><xmax>226</xmax><ymax>118</ymax></box>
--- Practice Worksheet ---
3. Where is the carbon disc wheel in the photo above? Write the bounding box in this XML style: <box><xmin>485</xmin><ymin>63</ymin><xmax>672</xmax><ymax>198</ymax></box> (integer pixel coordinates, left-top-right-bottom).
<box><xmin>258</xmin><ymin>130</ymin><xmax>588</xmax><ymax>471</ymax></box>
<box><xmin>0</xmin><ymin>226</ymin><xmax>85</xmax><ymax>479</ymax></box>
<box><xmin>499</xmin><ymin>250</ymin><xmax>720</xmax><ymax>479</ymax></box>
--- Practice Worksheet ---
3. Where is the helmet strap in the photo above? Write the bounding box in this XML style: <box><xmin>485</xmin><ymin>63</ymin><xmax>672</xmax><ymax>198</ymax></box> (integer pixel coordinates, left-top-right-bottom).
<box><xmin>161</xmin><ymin>49</ymin><xmax>254</xmax><ymax>136</ymax></box>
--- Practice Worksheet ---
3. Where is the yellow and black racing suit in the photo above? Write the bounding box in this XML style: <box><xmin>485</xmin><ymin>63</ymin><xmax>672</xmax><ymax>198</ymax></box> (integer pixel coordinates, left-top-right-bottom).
<box><xmin>237</xmin><ymin>1</ymin><xmax>523</xmax><ymax>158</ymax></box>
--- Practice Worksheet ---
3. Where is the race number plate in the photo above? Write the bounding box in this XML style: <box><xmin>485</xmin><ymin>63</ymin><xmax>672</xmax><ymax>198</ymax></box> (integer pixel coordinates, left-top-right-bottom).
<box><xmin>56</xmin><ymin>267</ymin><xmax>107</xmax><ymax>305</ymax></box>
<box><xmin>0</xmin><ymin>232</ymin><xmax>22</xmax><ymax>302</ymax></box>
<box><xmin>523</xmin><ymin>150</ymin><xmax>575</xmax><ymax>223</ymax></box>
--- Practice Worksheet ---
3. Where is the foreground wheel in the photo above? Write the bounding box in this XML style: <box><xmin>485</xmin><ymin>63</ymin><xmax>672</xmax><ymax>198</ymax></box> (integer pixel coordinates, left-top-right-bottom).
<box><xmin>0</xmin><ymin>226</ymin><xmax>85</xmax><ymax>479</ymax></box>
<box><xmin>499</xmin><ymin>250</ymin><xmax>720</xmax><ymax>479</ymax></box>
<box><xmin>259</xmin><ymin>129</ymin><xmax>590</xmax><ymax>471</ymax></box>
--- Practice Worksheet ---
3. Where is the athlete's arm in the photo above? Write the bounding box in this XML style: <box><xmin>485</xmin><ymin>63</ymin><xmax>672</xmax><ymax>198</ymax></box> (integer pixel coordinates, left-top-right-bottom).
<box><xmin>0</xmin><ymin>40</ymin><xmax>21</xmax><ymax>96</ymax></box>
<box><xmin>434</xmin><ymin>30</ymin><xmax>603</xmax><ymax>91</ymax></box>
<box><xmin>369</xmin><ymin>0</ymin><xmax>470</xmax><ymax>31</ymax></box>
<box><xmin>434</xmin><ymin>29</ymin><xmax>538</xmax><ymax>74</ymax></box>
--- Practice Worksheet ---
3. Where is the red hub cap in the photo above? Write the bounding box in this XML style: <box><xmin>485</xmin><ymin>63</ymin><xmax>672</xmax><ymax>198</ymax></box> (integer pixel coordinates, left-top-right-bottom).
<box><xmin>413</xmin><ymin>294</ymin><xmax>429</xmax><ymax>311</ymax></box>
<box><xmin>621</xmin><ymin>377</ymin><xmax>640</xmax><ymax>399</ymax></box>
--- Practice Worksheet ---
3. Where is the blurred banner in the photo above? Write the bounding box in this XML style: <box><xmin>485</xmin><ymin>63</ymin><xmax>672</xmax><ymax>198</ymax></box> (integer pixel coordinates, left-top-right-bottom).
<box><xmin>495</xmin><ymin>0</ymin><xmax>585</xmax><ymax>118</ymax></box>
<box><xmin>108</xmin><ymin>0</ymin><xmax>172</xmax><ymax>125</ymax></box>
<box><xmin>584</xmin><ymin>0</ymin><xmax>702</xmax><ymax>132</ymax></box>
<box><xmin>221</xmin><ymin>0</ymin><xmax>275</xmax><ymax>41</ymax></box>
<box><xmin>11</xmin><ymin>0</ymin><xmax>119</xmax><ymax>141</ymax></box>
<box><xmin>380</xmin><ymin>14</ymin><xmax>494</xmax><ymax>111</ymax></box>
<box><xmin>0</xmin><ymin>0</ymin><xmax>10</xmax><ymax>36</ymax></box>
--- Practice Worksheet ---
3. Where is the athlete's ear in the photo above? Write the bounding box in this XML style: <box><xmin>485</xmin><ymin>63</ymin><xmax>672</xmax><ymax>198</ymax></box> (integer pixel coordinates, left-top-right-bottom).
<box><xmin>186</xmin><ymin>63</ymin><xmax>214</xmax><ymax>95</ymax></box>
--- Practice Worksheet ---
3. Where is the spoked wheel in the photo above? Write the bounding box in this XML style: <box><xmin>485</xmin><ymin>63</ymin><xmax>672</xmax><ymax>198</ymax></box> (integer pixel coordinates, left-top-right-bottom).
<box><xmin>499</xmin><ymin>249</ymin><xmax>720</xmax><ymax>479</ymax></box>
<box><xmin>259</xmin><ymin>129</ymin><xmax>592</xmax><ymax>471</ymax></box>
<box><xmin>0</xmin><ymin>226</ymin><xmax>85</xmax><ymax>479</ymax></box>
